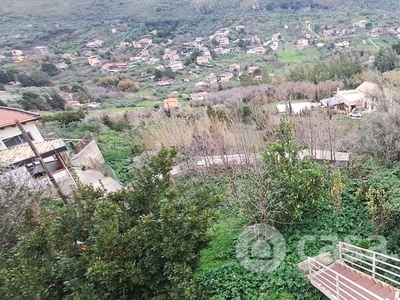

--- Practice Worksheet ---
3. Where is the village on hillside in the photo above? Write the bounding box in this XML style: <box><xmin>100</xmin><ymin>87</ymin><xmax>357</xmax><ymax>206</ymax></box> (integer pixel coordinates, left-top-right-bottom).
<box><xmin>0</xmin><ymin>17</ymin><xmax>399</xmax><ymax>111</ymax></box>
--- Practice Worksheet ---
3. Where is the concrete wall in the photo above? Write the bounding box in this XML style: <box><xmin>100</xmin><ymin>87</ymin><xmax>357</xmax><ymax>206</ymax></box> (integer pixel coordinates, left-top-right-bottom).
<box><xmin>0</xmin><ymin>121</ymin><xmax>44</xmax><ymax>150</ymax></box>
<box><xmin>70</xmin><ymin>140</ymin><xmax>105</xmax><ymax>169</ymax></box>
<box><xmin>74</xmin><ymin>135</ymin><xmax>93</xmax><ymax>153</ymax></box>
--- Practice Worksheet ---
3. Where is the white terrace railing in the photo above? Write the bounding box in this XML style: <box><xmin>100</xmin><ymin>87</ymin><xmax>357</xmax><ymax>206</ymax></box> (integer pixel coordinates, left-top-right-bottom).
<box><xmin>308</xmin><ymin>257</ymin><xmax>387</xmax><ymax>300</ymax></box>
<box><xmin>338</xmin><ymin>242</ymin><xmax>400</xmax><ymax>288</ymax></box>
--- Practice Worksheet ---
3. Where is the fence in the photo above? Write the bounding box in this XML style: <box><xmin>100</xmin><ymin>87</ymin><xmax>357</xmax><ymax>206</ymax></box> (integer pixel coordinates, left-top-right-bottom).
<box><xmin>338</xmin><ymin>242</ymin><xmax>400</xmax><ymax>288</ymax></box>
<box><xmin>308</xmin><ymin>257</ymin><xmax>387</xmax><ymax>300</ymax></box>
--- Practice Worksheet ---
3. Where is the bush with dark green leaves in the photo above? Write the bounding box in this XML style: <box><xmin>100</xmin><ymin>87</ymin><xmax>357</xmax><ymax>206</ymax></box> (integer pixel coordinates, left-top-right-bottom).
<box><xmin>288</xmin><ymin>52</ymin><xmax>363</xmax><ymax>84</ymax></box>
<box><xmin>18</xmin><ymin>71</ymin><xmax>52</xmax><ymax>87</ymax></box>
<box><xmin>42</xmin><ymin>109</ymin><xmax>87</xmax><ymax>125</ymax></box>
<box><xmin>41</xmin><ymin>62</ymin><xmax>61</xmax><ymax>77</ymax></box>
<box><xmin>18</xmin><ymin>91</ymin><xmax>49</xmax><ymax>111</ymax></box>
<box><xmin>0</xmin><ymin>148</ymin><xmax>220</xmax><ymax>299</ymax></box>
<box><xmin>374</xmin><ymin>47</ymin><xmax>399</xmax><ymax>73</ymax></box>
<box><xmin>18</xmin><ymin>90</ymin><xmax>66</xmax><ymax>111</ymax></box>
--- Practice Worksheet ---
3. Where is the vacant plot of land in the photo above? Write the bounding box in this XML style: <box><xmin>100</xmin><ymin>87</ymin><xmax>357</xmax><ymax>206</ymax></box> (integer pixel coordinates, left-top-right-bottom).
<box><xmin>277</xmin><ymin>43</ymin><xmax>308</xmax><ymax>64</ymax></box>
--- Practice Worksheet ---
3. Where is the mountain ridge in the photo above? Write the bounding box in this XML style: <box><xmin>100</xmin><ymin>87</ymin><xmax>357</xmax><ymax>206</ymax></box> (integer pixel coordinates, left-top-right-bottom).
<box><xmin>0</xmin><ymin>0</ymin><xmax>341</xmax><ymax>21</ymax></box>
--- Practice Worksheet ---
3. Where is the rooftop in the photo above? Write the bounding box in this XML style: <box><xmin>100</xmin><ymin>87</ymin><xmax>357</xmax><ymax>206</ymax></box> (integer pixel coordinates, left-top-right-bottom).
<box><xmin>0</xmin><ymin>106</ymin><xmax>41</xmax><ymax>129</ymax></box>
<box><xmin>356</xmin><ymin>81</ymin><xmax>383</xmax><ymax>96</ymax></box>
<box><xmin>336</xmin><ymin>90</ymin><xmax>364</xmax><ymax>106</ymax></box>
<box><xmin>320</xmin><ymin>97</ymin><xmax>342</xmax><ymax>107</ymax></box>
<box><xmin>0</xmin><ymin>138</ymin><xmax>67</xmax><ymax>167</ymax></box>
<box><xmin>163</xmin><ymin>98</ymin><xmax>179</xmax><ymax>103</ymax></box>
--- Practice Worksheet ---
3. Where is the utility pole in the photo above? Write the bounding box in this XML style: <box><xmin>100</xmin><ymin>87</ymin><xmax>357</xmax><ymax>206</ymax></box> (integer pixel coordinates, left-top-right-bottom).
<box><xmin>16</xmin><ymin>120</ymin><xmax>70</xmax><ymax>205</ymax></box>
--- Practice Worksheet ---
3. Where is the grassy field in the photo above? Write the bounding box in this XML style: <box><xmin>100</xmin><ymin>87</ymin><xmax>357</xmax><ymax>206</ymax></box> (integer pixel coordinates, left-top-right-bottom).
<box><xmin>93</xmin><ymin>107</ymin><xmax>140</xmax><ymax>114</ymax></box>
<box><xmin>135</xmin><ymin>100</ymin><xmax>157</xmax><ymax>107</ymax></box>
<box><xmin>350</xmin><ymin>36</ymin><xmax>397</xmax><ymax>53</ymax></box>
<box><xmin>371</xmin><ymin>37</ymin><xmax>397</xmax><ymax>48</ymax></box>
<box><xmin>277</xmin><ymin>43</ymin><xmax>308</xmax><ymax>65</ymax></box>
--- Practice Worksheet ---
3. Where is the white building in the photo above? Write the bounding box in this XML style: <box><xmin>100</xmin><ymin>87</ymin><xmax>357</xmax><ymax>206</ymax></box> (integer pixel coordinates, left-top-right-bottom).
<box><xmin>169</xmin><ymin>61</ymin><xmax>184</xmax><ymax>72</ymax></box>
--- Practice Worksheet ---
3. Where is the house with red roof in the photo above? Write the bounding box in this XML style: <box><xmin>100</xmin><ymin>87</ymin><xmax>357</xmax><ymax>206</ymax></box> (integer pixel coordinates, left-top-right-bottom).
<box><xmin>0</xmin><ymin>106</ymin><xmax>44</xmax><ymax>151</ymax></box>
<box><xmin>0</xmin><ymin>106</ymin><xmax>69</xmax><ymax>172</ymax></box>
<box><xmin>0</xmin><ymin>106</ymin><xmax>70</xmax><ymax>190</ymax></box>
<box><xmin>0</xmin><ymin>107</ymin><xmax>121</xmax><ymax>194</ymax></box>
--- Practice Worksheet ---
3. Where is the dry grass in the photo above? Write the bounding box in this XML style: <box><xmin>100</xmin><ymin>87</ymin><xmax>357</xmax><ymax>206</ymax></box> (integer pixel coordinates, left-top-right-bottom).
<box><xmin>139</xmin><ymin>107</ymin><xmax>266</xmax><ymax>160</ymax></box>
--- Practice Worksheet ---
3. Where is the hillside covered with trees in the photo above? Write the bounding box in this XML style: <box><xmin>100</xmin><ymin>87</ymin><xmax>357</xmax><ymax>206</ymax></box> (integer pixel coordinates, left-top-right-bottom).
<box><xmin>1</xmin><ymin>0</ymin><xmax>400</xmax><ymax>299</ymax></box>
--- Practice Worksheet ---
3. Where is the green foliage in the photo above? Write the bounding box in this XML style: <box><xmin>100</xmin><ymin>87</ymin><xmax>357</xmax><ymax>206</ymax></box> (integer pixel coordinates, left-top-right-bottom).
<box><xmin>354</xmin><ymin>160</ymin><xmax>400</xmax><ymax>247</ymax></box>
<box><xmin>18</xmin><ymin>91</ymin><xmax>48</xmax><ymax>111</ymax></box>
<box><xmin>95</xmin><ymin>75</ymin><xmax>120</xmax><ymax>88</ymax></box>
<box><xmin>0</xmin><ymin>70</ymin><xmax>14</xmax><ymax>84</ymax></box>
<box><xmin>43</xmin><ymin>90</ymin><xmax>65</xmax><ymax>110</ymax></box>
<box><xmin>97</xmin><ymin>130</ymin><xmax>143</xmax><ymax>184</ymax></box>
<box><xmin>374</xmin><ymin>47</ymin><xmax>399</xmax><ymax>73</ymax></box>
<box><xmin>18</xmin><ymin>90</ymin><xmax>65</xmax><ymax>111</ymax></box>
<box><xmin>241</xmin><ymin>105</ymin><xmax>253</xmax><ymax>124</ymax></box>
<box><xmin>153</xmin><ymin>68</ymin><xmax>176</xmax><ymax>80</ymax></box>
<box><xmin>18</xmin><ymin>71</ymin><xmax>52</xmax><ymax>87</ymax></box>
<box><xmin>42</xmin><ymin>110</ymin><xmax>87</xmax><ymax>125</ymax></box>
<box><xmin>330</xmin><ymin>168</ymin><xmax>345</xmax><ymax>214</ymax></box>
<box><xmin>264</xmin><ymin>120</ymin><xmax>330</xmax><ymax>224</ymax></box>
<box><xmin>0</xmin><ymin>148</ymin><xmax>220</xmax><ymax>299</ymax></box>
<box><xmin>145</xmin><ymin>20</ymin><xmax>180</xmax><ymax>38</ymax></box>
<box><xmin>392</xmin><ymin>42</ymin><xmax>400</xmax><ymax>55</ymax></box>
<box><xmin>288</xmin><ymin>52</ymin><xmax>363</xmax><ymax>84</ymax></box>
<box><xmin>185</xmin><ymin>49</ymin><xmax>201</xmax><ymax>66</ymax></box>
<box><xmin>196</xmin><ymin>180</ymin><xmax>375</xmax><ymax>299</ymax></box>
<box><xmin>41</xmin><ymin>62</ymin><xmax>61</xmax><ymax>77</ymax></box>
<box><xmin>70</xmin><ymin>115</ymin><xmax>110</xmax><ymax>134</ymax></box>
<box><xmin>116</xmin><ymin>78</ymin><xmax>140</xmax><ymax>92</ymax></box>
<box><xmin>239</xmin><ymin>73</ymin><xmax>261</xmax><ymax>87</ymax></box>
<box><xmin>102</xmin><ymin>113</ymin><xmax>131</xmax><ymax>132</ymax></box>
<box><xmin>206</xmin><ymin>105</ymin><xmax>227</xmax><ymax>122</ymax></box>
<box><xmin>229</xmin><ymin>120</ymin><xmax>331</xmax><ymax>226</ymax></box>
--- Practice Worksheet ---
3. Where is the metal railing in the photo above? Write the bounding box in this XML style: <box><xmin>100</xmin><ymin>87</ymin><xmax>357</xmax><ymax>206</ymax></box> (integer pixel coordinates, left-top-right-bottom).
<box><xmin>339</xmin><ymin>242</ymin><xmax>400</xmax><ymax>288</ymax></box>
<box><xmin>308</xmin><ymin>257</ymin><xmax>387</xmax><ymax>300</ymax></box>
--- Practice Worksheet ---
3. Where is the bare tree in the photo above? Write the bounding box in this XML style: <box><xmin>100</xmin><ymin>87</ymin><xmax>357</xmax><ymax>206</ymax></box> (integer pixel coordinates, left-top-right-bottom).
<box><xmin>293</xmin><ymin>110</ymin><xmax>344</xmax><ymax>159</ymax></box>
<box><xmin>225</xmin><ymin>159</ymin><xmax>284</xmax><ymax>225</ymax></box>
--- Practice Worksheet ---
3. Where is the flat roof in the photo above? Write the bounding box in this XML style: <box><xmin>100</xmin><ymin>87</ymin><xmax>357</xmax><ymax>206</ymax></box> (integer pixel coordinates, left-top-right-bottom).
<box><xmin>336</xmin><ymin>90</ymin><xmax>363</xmax><ymax>106</ymax></box>
<box><xmin>0</xmin><ymin>138</ymin><xmax>67</xmax><ymax>167</ymax></box>
<box><xmin>320</xmin><ymin>97</ymin><xmax>342</xmax><ymax>107</ymax></box>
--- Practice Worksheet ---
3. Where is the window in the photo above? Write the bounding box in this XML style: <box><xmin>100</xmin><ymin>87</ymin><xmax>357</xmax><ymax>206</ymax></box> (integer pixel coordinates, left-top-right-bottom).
<box><xmin>2</xmin><ymin>133</ymin><xmax>33</xmax><ymax>148</ymax></box>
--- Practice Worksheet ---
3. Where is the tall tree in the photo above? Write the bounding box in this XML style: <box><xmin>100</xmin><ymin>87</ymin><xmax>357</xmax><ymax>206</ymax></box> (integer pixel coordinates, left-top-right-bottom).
<box><xmin>374</xmin><ymin>47</ymin><xmax>399</xmax><ymax>73</ymax></box>
<box><xmin>18</xmin><ymin>71</ymin><xmax>52</xmax><ymax>87</ymax></box>
<box><xmin>18</xmin><ymin>91</ymin><xmax>49</xmax><ymax>111</ymax></box>
<box><xmin>227</xmin><ymin>120</ymin><xmax>330</xmax><ymax>226</ymax></box>
<box><xmin>44</xmin><ymin>90</ymin><xmax>66</xmax><ymax>110</ymax></box>
<box><xmin>0</xmin><ymin>148</ymin><xmax>220</xmax><ymax>299</ymax></box>
<box><xmin>41</xmin><ymin>62</ymin><xmax>61</xmax><ymax>77</ymax></box>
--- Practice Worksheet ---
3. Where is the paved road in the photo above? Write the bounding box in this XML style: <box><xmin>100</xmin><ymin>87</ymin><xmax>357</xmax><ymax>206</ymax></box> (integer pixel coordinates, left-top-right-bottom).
<box><xmin>368</xmin><ymin>38</ymin><xmax>380</xmax><ymax>49</ymax></box>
